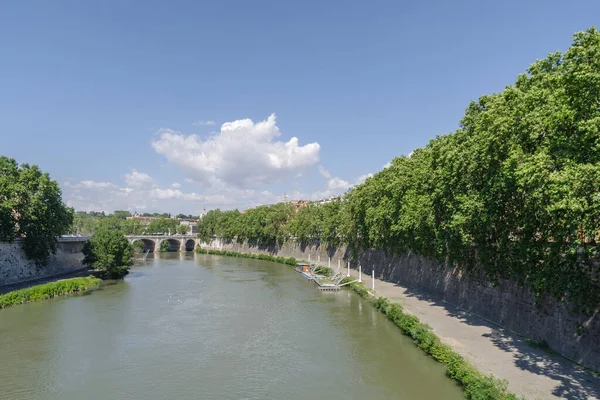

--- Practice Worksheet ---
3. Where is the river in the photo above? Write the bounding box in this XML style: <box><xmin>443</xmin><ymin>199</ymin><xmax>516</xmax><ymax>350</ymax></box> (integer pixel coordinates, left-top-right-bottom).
<box><xmin>0</xmin><ymin>253</ymin><xmax>463</xmax><ymax>400</ymax></box>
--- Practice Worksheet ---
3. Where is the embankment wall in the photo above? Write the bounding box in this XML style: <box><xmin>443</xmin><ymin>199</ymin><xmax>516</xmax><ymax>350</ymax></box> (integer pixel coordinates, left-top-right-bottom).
<box><xmin>0</xmin><ymin>240</ymin><xmax>86</xmax><ymax>286</ymax></box>
<box><xmin>201</xmin><ymin>238</ymin><xmax>600</xmax><ymax>371</ymax></box>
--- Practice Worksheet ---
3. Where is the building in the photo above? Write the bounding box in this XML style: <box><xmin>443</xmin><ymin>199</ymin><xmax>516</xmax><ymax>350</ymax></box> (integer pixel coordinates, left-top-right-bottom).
<box><xmin>126</xmin><ymin>213</ymin><xmax>154</xmax><ymax>224</ymax></box>
<box><xmin>314</xmin><ymin>196</ymin><xmax>341</xmax><ymax>205</ymax></box>
<box><xmin>287</xmin><ymin>200</ymin><xmax>309</xmax><ymax>211</ymax></box>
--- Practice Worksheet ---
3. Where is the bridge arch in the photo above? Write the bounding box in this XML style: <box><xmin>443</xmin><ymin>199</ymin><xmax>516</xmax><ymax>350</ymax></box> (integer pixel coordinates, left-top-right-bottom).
<box><xmin>159</xmin><ymin>238</ymin><xmax>181</xmax><ymax>252</ymax></box>
<box><xmin>184</xmin><ymin>239</ymin><xmax>196</xmax><ymax>251</ymax></box>
<box><xmin>132</xmin><ymin>238</ymin><xmax>156</xmax><ymax>252</ymax></box>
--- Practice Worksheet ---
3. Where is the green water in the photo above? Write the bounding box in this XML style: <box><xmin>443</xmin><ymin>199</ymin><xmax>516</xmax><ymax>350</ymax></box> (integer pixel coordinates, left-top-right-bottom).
<box><xmin>0</xmin><ymin>253</ymin><xmax>463</xmax><ymax>400</ymax></box>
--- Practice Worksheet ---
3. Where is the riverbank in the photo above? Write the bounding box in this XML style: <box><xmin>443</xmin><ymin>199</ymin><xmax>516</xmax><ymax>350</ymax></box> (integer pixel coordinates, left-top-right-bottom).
<box><xmin>345</xmin><ymin>269</ymin><xmax>600</xmax><ymax>400</ymax></box>
<box><xmin>198</xmin><ymin>244</ymin><xmax>600</xmax><ymax>399</ymax></box>
<box><xmin>341</xmin><ymin>277</ymin><xmax>518</xmax><ymax>399</ymax></box>
<box><xmin>0</xmin><ymin>276</ymin><xmax>101</xmax><ymax>309</ymax></box>
<box><xmin>196</xmin><ymin>248</ymin><xmax>516</xmax><ymax>399</ymax></box>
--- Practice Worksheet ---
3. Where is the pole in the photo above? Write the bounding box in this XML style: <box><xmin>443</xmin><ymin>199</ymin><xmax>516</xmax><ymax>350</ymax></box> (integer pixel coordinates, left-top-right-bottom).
<box><xmin>372</xmin><ymin>269</ymin><xmax>375</xmax><ymax>291</ymax></box>
<box><xmin>359</xmin><ymin>265</ymin><xmax>362</xmax><ymax>282</ymax></box>
<box><xmin>308</xmin><ymin>254</ymin><xmax>311</xmax><ymax>262</ymax></box>
<box><xmin>328</xmin><ymin>257</ymin><xmax>330</xmax><ymax>269</ymax></box>
<box><xmin>347</xmin><ymin>261</ymin><xmax>350</xmax><ymax>277</ymax></box>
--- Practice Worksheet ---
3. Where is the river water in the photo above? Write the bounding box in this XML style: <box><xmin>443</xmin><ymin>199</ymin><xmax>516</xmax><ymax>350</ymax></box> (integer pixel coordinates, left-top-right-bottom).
<box><xmin>0</xmin><ymin>253</ymin><xmax>463</xmax><ymax>400</ymax></box>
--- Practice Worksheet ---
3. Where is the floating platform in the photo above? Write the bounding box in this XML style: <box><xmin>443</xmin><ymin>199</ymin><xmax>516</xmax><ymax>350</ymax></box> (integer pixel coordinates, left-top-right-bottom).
<box><xmin>313</xmin><ymin>279</ymin><xmax>341</xmax><ymax>291</ymax></box>
<box><xmin>295</xmin><ymin>263</ymin><xmax>341</xmax><ymax>290</ymax></box>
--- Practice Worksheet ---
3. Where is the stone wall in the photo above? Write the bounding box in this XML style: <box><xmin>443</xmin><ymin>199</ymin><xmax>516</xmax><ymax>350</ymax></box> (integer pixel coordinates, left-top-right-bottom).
<box><xmin>0</xmin><ymin>240</ymin><xmax>87</xmax><ymax>286</ymax></box>
<box><xmin>202</xmin><ymin>238</ymin><xmax>600</xmax><ymax>371</ymax></box>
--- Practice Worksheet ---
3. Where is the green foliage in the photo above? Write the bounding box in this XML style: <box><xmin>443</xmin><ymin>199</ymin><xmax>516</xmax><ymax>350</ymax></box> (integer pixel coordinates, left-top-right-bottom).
<box><xmin>146</xmin><ymin>217</ymin><xmax>179</xmax><ymax>235</ymax></box>
<box><xmin>159</xmin><ymin>240</ymin><xmax>170</xmax><ymax>252</ymax></box>
<box><xmin>195</xmin><ymin>247</ymin><xmax>297</xmax><ymax>265</ymax></box>
<box><xmin>0</xmin><ymin>156</ymin><xmax>73</xmax><ymax>265</ymax></box>
<box><xmin>112</xmin><ymin>210</ymin><xmax>131</xmax><ymax>220</ymax></box>
<box><xmin>193</xmin><ymin>28</ymin><xmax>600</xmax><ymax>313</ymax></box>
<box><xmin>70</xmin><ymin>211</ymin><xmax>145</xmax><ymax>235</ymax></box>
<box><xmin>132</xmin><ymin>240</ymin><xmax>146</xmax><ymax>254</ymax></box>
<box><xmin>197</xmin><ymin>204</ymin><xmax>294</xmax><ymax>245</ymax></box>
<box><xmin>338</xmin><ymin>28</ymin><xmax>600</xmax><ymax>312</ymax></box>
<box><xmin>82</xmin><ymin>228</ymin><xmax>134</xmax><ymax>279</ymax></box>
<box><xmin>0</xmin><ymin>276</ymin><xmax>101</xmax><ymax>308</ymax></box>
<box><xmin>314</xmin><ymin>266</ymin><xmax>333</xmax><ymax>276</ymax></box>
<box><xmin>177</xmin><ymin>224</ymin><xmax>190</xmax><ymax>235</ymax></box>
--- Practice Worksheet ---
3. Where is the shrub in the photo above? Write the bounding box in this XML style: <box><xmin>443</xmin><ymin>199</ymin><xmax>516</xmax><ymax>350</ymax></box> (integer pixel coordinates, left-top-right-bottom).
<box><xmin>0</xmin><ymin>276</ymin><xmax>101</xmax><ymax>308</ymax></box>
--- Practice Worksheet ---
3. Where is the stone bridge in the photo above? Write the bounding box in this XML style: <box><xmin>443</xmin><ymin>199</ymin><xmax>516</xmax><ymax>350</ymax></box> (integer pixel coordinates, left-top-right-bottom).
<box><xmin>126</xmin><ymin>235</ymin><xmax>199</xmax><ymax>252</ymax></box>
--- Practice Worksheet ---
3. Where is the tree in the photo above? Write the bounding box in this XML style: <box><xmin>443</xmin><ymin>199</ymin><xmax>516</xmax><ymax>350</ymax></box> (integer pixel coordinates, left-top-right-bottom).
<box><xmin>82</xmin><ymin>228</ymin><xmax>133</xmax><ymax>279</ymax></box>
<box><xmin>112</xmin><ymin>210</ymin><xmax>131</xmax><ymax>220</ymax></box>
<box><xmin>177</xmin><ymin>224</ymin><xmax>189</xmax><ymax>235</ymax></box>
<box><xmin>0</xmin><ymin>157</ymin><xmax>73</xmax><ymax>265</ymax></box>
<box><xmin>146</xmin><ymin>217</ymin><xmax>178</xmax><ymax>235</ymax></box>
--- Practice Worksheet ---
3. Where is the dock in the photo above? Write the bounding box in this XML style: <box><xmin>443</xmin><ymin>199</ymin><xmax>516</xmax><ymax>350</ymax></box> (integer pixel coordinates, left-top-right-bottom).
<box><xmin>314</xmin><ymin>281</ymin><xmax>341</xmax><ymax>291</ymax></box>
<box><xmin>295</xmin><ymin>262</ymin><xmax>341</xmax><ymax>290</ymax></box>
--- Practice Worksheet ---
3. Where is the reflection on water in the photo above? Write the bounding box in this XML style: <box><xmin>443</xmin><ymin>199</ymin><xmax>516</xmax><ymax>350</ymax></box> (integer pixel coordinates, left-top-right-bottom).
<box><xmin>0</xmin><ymin>253</ymin><xmax>463</xmax><ymax>400</ymax></box>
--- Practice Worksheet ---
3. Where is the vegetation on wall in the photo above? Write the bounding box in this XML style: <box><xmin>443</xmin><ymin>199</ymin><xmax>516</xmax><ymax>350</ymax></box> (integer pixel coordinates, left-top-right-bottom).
<box><xmin>0</xmin><ymin>156</ymin><xmax>73</xmax><ymax>265</ymax></box>
<box><xmin>196</xmin><ymin>247</ymin><xmax>298</xmax><ymax>266</ymax></box>
<box><xmin>197</xmin><ymin>28</ymin><xmax>600</xmax><ymax>313</ymax></box>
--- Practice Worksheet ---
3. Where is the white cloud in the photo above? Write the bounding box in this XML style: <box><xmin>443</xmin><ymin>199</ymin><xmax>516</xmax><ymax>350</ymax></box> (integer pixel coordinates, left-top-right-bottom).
<box><xmin>192</xmin><ymin>120</ymin><xmax>216</xmax><ymax>126</ymax></box>
<box><xmin>327</xmin><ymin>177</ymin><xmax>352</xmax><ymax>190</ymax></box>
<box><xmin>152</xmin><ymin>113</ymin><xmax>320</xmax><ymax>188</ymax></box>
<box><xmin>383</xmin><ymin>162</ymin><xmax>392</xmax><ymax>169</ymax></box>
<box><xmin>408</xmin><ymin>151</ymin><xmax>414</xmax><ymax>158</ymax></box>
<box><xmin>124</xmin><ymin>169</ymin><xmax>154</xmax><ymax>189</ymax></box>
<box><xmin>318</xmin><ymin>165</ymin><xmax>331</xmax><ymax>178</ymax></box>
<box><xmin>65</xmin><ymin>180</ymin><xmax>114</xmax><ymax>189</ymax></box>
<box><xmin>172</xmin><ymin>182</ymin><xmax>181</xmax><ymax>189</ymax></box>
<box><xmin>355</xmin><ymin>173</ymin><xmax>373</xmax><ymax>185</ymax></box>
<box><xmin>63</xmin><ymin>173</ymin><xmax>284</xmax><ymax>214</ymax></box>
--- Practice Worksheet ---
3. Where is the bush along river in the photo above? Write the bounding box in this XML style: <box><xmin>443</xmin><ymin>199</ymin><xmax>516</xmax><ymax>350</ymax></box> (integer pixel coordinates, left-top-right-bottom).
<box><xmin>0</xmin><ymin>252</ymin><xmax>463</xmax><ymax>400</ymax></box>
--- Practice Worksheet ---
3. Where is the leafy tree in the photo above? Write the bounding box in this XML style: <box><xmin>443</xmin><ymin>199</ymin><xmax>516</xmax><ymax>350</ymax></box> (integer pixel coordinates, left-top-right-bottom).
<box><xmin>177</xmin><ymin>224</ymin><xmax>190</xmax><ymax>235</ymax></box>
<box><xmin>146</xmin><ymin>218</ymin><xmax>178</xmax><ymax>235</ymax></box>
<box><xmin>132</xmin><ymin>240</ymin><xmax>145</xmax><ymax>254</ymax></box>
<box><xmin>191</xmin><ymin>28</ymin><xmax>600</xmax><ymax>313</ymax></box>
<box><xmin>0</xmin><ymin>157</ymin><xmax>73</xmax><ymax>265</ymax></box>
<box><xmin>122</xmin><ymin>219</ymin><xmax>144</xmax><ymax>235</ymax></box>
<box><xmin>112</xmin><ymin>210</ymin><xmax>131</xmax><ymax>219</ymax></box>
<box><xmin>82</xmin><ymin>228</ymin><xmax>133</xmax><ymax>279</ymax></box>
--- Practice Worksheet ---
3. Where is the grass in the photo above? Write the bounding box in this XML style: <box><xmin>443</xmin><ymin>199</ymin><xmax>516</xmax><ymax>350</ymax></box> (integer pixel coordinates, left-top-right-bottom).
<box><xmin>195</xmin><ymin>247</ymin><xmax>298</xmax><ymax>266</ymax></box>
<box><xmin>340</xmin><ymin>277</ymin><xmax>520</xmax><ymax>400</ymax></box>
<box><xmin>0</xmin><ymin>276</ymin><xmax>101</xmax><ymax>309</ymax></box>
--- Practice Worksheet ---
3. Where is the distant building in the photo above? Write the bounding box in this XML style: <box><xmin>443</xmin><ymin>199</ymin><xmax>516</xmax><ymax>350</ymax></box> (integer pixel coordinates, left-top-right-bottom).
<box><xmin>287</xmin><ymin>200</ymin><xmax>308</xmax><ymax>211</ymax></box>
<box><xmin>126</xmin><ymin>213</ymin><xmax>155</xmax><ymax>224</ymax></box>
<box><xmin>314</xmin><ymin>196</ymin><xmax>341</xmax><ymax>205</ymax></box>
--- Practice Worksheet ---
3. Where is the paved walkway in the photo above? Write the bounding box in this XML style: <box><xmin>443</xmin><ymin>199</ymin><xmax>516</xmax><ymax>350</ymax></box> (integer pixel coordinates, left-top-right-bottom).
<box><xmin>347</xmin><ymin>269</ymin><xmax>600</xmax><ymax>400</ymax></box>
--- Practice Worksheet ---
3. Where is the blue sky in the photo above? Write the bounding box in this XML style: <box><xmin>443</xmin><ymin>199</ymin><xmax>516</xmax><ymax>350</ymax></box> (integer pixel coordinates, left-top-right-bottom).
<box><xmin>1</xmin><ymin>1</ymin><xmax>599</xmax><ymax>214</ymax></box>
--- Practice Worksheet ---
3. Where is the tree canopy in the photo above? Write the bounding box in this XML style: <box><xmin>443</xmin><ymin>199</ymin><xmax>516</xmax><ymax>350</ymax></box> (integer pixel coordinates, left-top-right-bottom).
<box><xmin>82</xmin><ymin>228</ymin><xmax>133</xmax><ymax>279</ymax></box>
<box><xmin>196</xmin><ymin>28</ymin><xmax>600</xmax><ymax>312</ymax></box>
<box><xmin>0</xmin><ymin>157</ymin><xmax>73</xmax><ymax>264</ymax></box>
